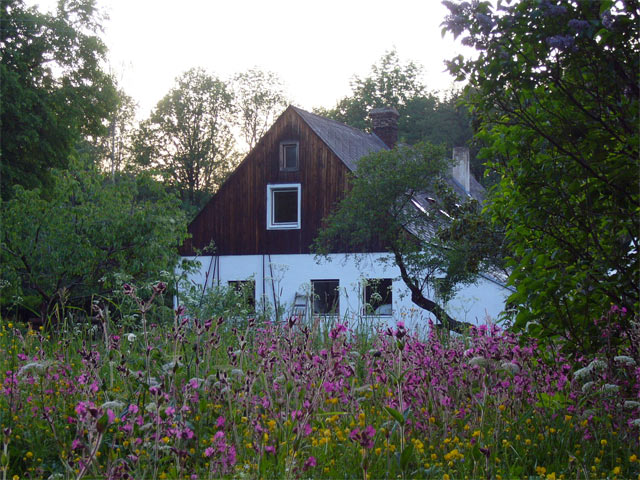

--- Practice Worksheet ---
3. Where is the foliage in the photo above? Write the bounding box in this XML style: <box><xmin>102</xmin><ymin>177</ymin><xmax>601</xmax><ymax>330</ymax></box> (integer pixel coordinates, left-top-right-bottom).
<box><xmin>90</xmin><ymin>87</ymin><xmax>138</xmax><ymax>177</ymax></box>
<box><xmin>443</xmin><ymin>0</ymin><xmax>639</xmax><ymax>352</ymax></box>
<box><xmin>232</xmin><ymin>68</ymin><xmax>289</xmax><ymax>152</ymax></box>
<box><xmin>0</xmin><ymin>0</ymin><xmax>117</xmax><ymax>197</ymax></box>
<box><xmin>313</xmin><ymin>143</ymin><xmax>503</xmax><ymax>332</ymax></box>
<box><xmin>0</xmin><ymin>161</ymin><xmax>187</xmax><ymax>320</ymax></box>
<box><xmin>315</xmin><ymin>50</ymin><xmax>480</xmax><ymax>178</ymax></box>
<box><xmin>131</xmin><ymin>68</ymin><xmax>238</xmax><ymax>211</ymax></box>
<box><xmin>1</xmin><ymin>294</ymin><xmax>638</xmax><ymax>479</ymax></box>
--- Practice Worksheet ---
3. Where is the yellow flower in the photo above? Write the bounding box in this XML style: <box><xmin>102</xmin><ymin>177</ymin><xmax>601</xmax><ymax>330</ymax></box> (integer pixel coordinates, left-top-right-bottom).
<box><xmin>613</xmin><ymin>466</ymin><xmax>621</xmax><ymax>475</ymax></box>
<box><xmin>630</xmin><ymin>454</ymin><xmax>638</xmax><ymax>462</ymax></box>
<box><xmin>546</xmin><ymin>473</ymin><xmax>556</xmax><ymax>480</ymax></box>
<box><xmin>498</xmin><ymin>404</ymin><xmax>506</xmax><ymax>412</ymax></box>
<box><xmin>158</xmin><ymin>473</ymin><xmax>167</xmax><ymax>480</ymax></box>
<box><xmin>536</xmin><ymin>466</ymin><xmax>547</xmax><ymax>476</ymax></box>
<box><xmin>161</xmin><ymin>436</ymin><xmax>170</xmax><ymax>444</ymax></box>
<box><xmin>443</xmin><ymin>475</ymin><xmax>450</xmax><ymax>480</ymax></box>
<box><xmin>25</xmin><ymin>451</ymin><xmax>33</xmax><ymax>458</ymax></box>
<box><xmin>600</xmin><ymin>439</ymin><xmax>607</xmax><ymax>446</ymax></box>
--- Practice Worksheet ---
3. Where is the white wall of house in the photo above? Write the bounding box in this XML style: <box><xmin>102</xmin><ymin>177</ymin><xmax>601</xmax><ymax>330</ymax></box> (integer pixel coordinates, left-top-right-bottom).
<box><xmin>178</xmin><ymin>253</ymin><xmax>510</xmax><ymax>331</ymax></box>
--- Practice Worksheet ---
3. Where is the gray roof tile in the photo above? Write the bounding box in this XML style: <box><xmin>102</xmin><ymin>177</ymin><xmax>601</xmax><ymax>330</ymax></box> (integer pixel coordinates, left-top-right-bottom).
<box><xmin>293</xmin><ymin>106</ymin><xmax>388</xmax><ymax>171</ymax></box>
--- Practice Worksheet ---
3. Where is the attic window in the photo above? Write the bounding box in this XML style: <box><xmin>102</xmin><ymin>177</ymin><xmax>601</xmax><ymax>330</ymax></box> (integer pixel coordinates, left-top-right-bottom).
<box><xmin>280</xmin><ymin>141</ymin><xmax>299</xmax><ymax>171</ymax></box>
<box><xmin>267</xmin><ymin>184</ymin><xmax>301</xmax><ymax>229</ymax></box>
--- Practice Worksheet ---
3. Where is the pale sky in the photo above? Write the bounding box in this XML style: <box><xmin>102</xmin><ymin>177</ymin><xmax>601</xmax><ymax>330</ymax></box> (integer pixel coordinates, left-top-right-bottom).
<box><xmin>32</xmin><ymin>0</ymin><xmax>471</xmax><ymax>119</ymax></box>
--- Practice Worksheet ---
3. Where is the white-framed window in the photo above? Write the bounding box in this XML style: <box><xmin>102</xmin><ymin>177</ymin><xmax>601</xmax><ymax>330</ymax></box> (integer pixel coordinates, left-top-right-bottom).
<box><xmin>311</xmin><ymin>279</ymin><xmax>339</xmax><ymax>315</ymax></box>
<box><xmin>279</xmin><ymin>141</ymin><xmax>299</xmax><ymax>171</ymax></box>
<box><xmin>363</xmin><ymin>278</ymin><xmax>393</xmax><ymax>316</ymax></box>
<box><xmin>267</xmin><ymin>183</ymin><xmax>301</xmax><ymax>230</ymax></box>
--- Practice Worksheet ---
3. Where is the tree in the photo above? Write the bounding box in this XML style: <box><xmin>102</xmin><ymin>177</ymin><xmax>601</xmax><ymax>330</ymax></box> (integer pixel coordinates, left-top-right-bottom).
<box><xmin>443</xmin><ymin>0</ymin><xmax>639</xmax><ymax>352</ymax></box>
<box><xmin>132</xmin><ymin>68</ymin><xmax>237</xmax><ymax>211</ymax></box>
<box><xmin>315</xmin><ymin>50</ymin><xmax>483</xmax><ymax>179</ymax></box>
<box><xmin>232</xmin><ymin>68</ymin><xmax>289</xmax><ymax>152</ymax></box>
<box><xmin>0</xmin><ymin>0</ymin><xmax>117</xmax><ymax>197</ymax></box>
<box><xmin>91</xmin><ymin>87</ymin><xmax>138</xmax><ymax>177</ymax></box>
<box><xmin>313</xmin><ymin>143</ymin><xmax>503</xmax><ymax>333</ymax></box>
<box><xmin>0</xmin><ymin>160</ymin><xmax>188</xmax><ymax>321</ymax></box>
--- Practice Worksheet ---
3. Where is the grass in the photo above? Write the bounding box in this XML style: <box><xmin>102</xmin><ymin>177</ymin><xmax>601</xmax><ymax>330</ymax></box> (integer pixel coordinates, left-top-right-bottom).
<box><xmin>0</xmin><ymin>287</ymin><xmax>638</xmax><ymax>479</ymax></box>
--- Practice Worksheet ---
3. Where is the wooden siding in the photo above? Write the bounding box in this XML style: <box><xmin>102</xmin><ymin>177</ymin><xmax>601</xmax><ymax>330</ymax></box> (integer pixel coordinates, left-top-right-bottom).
<box><xmin>181</xmin><ymin>107</ymin><xmax>354</xmax><ymax>256</ymax></box>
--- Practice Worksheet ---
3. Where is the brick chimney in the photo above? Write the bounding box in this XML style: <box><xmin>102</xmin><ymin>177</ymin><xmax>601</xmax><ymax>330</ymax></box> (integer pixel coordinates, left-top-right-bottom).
<box><xmin>369</xmin><ymin>107</ymin><xmax>399</xmax><ymax>148</ymax></box>
<box><xmin>451</xmin><ymin>147</ymin><xmax>471</xmax><ymax>194</ymax></box>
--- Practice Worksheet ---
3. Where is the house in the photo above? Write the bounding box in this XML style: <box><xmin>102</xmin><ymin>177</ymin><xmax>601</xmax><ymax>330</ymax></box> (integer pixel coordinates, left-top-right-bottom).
<box><xmin>178</xmin><ymin>105</ymin><xmax>510</xmax><ymax>329</ymax></box>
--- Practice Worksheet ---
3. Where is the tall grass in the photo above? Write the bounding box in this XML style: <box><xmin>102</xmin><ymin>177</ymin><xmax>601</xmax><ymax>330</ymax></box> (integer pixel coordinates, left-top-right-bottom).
<box><xmin>0</xmin><ymin>285</ymin><xmax>638</xmax><ymax>479</ymax></box>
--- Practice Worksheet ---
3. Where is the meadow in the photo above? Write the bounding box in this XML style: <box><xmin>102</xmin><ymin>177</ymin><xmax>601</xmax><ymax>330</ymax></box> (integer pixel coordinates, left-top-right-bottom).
<box><xmin>1</xmin><ymin>283</ymin><xmax>638</xmax><ymax>479</ymax></box>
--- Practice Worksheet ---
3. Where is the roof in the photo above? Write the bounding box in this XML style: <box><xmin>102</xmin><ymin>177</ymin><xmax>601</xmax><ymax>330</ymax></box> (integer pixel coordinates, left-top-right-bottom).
<box><xmin>292</xmin><ymin>106</ymin><xmax>388</xmax><ymax>171</ymax></box>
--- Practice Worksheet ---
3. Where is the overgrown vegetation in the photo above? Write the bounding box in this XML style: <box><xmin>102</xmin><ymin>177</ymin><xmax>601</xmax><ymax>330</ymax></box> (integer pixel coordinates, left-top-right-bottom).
<box><xmin>0</xmin><ymin>287</ymin><xmax>637</xmax><ymax>479</ymax></box>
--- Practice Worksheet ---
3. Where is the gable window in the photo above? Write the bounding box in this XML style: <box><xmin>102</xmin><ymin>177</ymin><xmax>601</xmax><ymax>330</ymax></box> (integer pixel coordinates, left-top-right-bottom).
<box><xmin>311</xmin><ymin>279</ymin><xmax>339</xmax><ymax>315</ymax></box>
<box><xmin>363</xmin><ymin>278</ymin><xmax>392</xmax><ymax>316</ymax></box>
<box><xmin>280</xmin><ymin>141</ymin><xmax>299</xmax><ymax>171</ymax></box>
<box><xmin>228</xmin><ymin>280</ymin><xmax>256</xmax><ymax>311</ymax></box>
<box><xmin>267</xmin><ymin>183</ymin><xmax>301</xmax><ymax>229</ymax></box>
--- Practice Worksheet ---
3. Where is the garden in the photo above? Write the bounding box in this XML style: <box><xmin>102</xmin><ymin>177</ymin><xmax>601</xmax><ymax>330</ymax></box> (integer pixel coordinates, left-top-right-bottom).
<box><xmin>1</xmin><ymin>282</ymin><xmax>638</xmax><ymax>479</ymax></box>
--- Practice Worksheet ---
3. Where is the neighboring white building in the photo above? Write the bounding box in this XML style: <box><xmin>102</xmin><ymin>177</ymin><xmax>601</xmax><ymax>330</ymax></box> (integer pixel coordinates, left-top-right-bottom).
<box><xmin>178</xmin><ymin>106</ymin><xmax>511</xmax><ymax>329</ymax></box>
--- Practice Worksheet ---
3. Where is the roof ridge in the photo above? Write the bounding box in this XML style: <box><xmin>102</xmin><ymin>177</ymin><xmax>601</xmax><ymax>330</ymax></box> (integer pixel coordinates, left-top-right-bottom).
<box><xmin>290</xmin><ymin>105</ymin><xmax>378</xmax><ymax>138</ymax></box>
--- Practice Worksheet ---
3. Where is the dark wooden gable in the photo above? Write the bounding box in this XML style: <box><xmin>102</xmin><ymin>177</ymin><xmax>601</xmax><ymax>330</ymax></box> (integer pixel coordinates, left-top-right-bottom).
<box><xmin>181</xmin><ymin>106</ymin><xmax>358</xmax><ymax>256</ymax></box>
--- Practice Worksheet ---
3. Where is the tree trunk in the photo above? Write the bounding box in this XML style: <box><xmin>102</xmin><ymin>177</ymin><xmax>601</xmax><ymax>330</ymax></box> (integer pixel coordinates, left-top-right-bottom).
<box><xmin>393</xmin><ymin>249</ymin><xmax>472</xmax><ymax>334</ymax></box>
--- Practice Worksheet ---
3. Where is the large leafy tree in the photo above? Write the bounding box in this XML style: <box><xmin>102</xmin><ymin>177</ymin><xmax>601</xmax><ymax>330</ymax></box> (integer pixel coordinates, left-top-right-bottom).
<box><xmin>443</xmin><ymin>0</ymin><xmax>639</xmax><ymax>352</ymax></box>
<box><xmin>0</xmin><ymin>160</ymin><xmax>187</xmax><ymax>321</ymax></box>
<box><xmin>316</xmin><ymin>50</ymin><xmax>479</xmax><ymax>177</ymax></box>
<box><xmin>0</xmin><ymin>0</ymin><xmax>117</xmax><ymax>197</ymax></box>
<box><xmin>132</xmin><ymin>68</ymin><xmax>237</xmax><ymax>211</ymax></box>
<box><xmin>232</xmin><ymin>68</ymin><xmax>289</xmax><ymax>152</ymax></box>
<box><xmin>313</xmin><ymin>143</ymin><xmax>504</xmax><ymax>332</ymax></box>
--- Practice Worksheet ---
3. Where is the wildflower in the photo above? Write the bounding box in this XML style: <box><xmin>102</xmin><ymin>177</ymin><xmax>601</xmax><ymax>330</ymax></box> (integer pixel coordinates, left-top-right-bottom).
<box><xmin>469</xmin><ymin>356</ymin><xmax>490</xmax><ymax>367</ymax></box>
<box><xmin>101</xmin><ymin>400</ymin><xmax>124</xmax><ymax>411</ymax></box>
<box><xmin>624</xmin><ymin>401</ymin><xmax>640</xmax><ymax>409</ymax></box>
<box><xmin>303</xmin><ymin>456</ymin><xmax>317</xmax><ymax>471</ymax></box>
<box><xmin>612</xmin><ymin>466</ymin><xmax>621</xmax><ymax>475</ymax></box>
<box><xmin>601</xmin><ymin>384</ymin><xmax>619</xmax><ymax>394</ymax></box>
<box><xmin>581</xmin><ymin>381</ymin><xmax>595</xmax><ymax>393</ymax></box>
<box><xmin>152</xmin><ymin>281</ymin><xmax>167</xmax><ymax>294</ymax></box>
<box><xmin>614</xmin><ymin>355</ymin><xmax>636</xmax><ymax>366</ymax></box>
<box><xmin>216</xmin><ymin>416</ymin><xmax>225</xmax><ymax>428</ymax></box>
<box><xmin>126</xmin><ymin>333</ymin><xmax>136</xmax><ymax>342</ymax></box>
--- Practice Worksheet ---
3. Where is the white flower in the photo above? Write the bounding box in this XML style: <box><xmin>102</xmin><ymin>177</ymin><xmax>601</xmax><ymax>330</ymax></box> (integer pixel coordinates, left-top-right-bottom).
<box><xmin>582</xmin><ymin>381</ymin><xmax>595</xmax><ymax>393</ymax></box>
<box><xmin>601</xmin><ymin>384</ymin><xmax>620</xmax><ymax>394</ymax></box>
<box><xmin>469</xmin><ymin>356</ymin><xmax>490</xmax><ymax>367</ymax></box>
<box><xmin>17</xmin><ymin>361</ymin><xmax>51</xmax><ymax>377</ymax></box>
<box><xmin>126</xmin><ymin>333</ymin><xmax>136</xmax><ymax>342</ymax></box>
<box><xmin>161</xmin><ymin>361</ymin><xmax>182</xmax><ymax>374</ymax></box>
<box><xmin>630</xmin><ymin>418</ymin><xmax>640</xmax><ymax>427</ymax></box>
<box><xmin>588</xmin><ymin>359</ymin><xmax>606</xmax><ymax>371</ymax></box>
<box><xmin>614</xmin><ymin>355</ymin><xmax>636</xmax><ymax>367</ymax></box>
<box><xmin>624</xmin><ymin>401</ymin><xmax>640</xmax><ymax>409</ymax></box>
<box><xmin>500</xmin><ymin>361</ymin><xmax>520</xmax><ymax>374</ymax></box>
<box><xmin>101</xmin><ymin>400</ymin><xmax>125</xmax><ymax>410</ymax></box>
<box><xmin>574</xmin><ymin>366</ymin><xmax>592</xmax><ymax>380</ymax></box>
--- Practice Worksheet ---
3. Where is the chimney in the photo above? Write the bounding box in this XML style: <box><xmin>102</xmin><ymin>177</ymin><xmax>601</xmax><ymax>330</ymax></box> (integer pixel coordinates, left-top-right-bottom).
<box><xmin>451</xmin><ymin>147</ymin><xmax>471</xmax><ymax>194</ymax></box>
<box><xmin>369</xmin><ymin>107</ymin><xmax>399</xmax><ymax>148</ymax></box>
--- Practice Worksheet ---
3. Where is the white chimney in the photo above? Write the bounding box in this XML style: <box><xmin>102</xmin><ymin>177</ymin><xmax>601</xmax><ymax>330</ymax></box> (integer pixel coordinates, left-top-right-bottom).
<box><xmin>451</xmin><ymin>147</ymin><xmax>470</xmax><ymax>194</ymax></box>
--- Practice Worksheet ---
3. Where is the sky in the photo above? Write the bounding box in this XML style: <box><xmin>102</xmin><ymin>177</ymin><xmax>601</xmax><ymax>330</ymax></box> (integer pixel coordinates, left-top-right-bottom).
<box><xmin>32</xmin><ymin>0</ymin><xmax>472</xmax><ymax>119</ymax></box>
